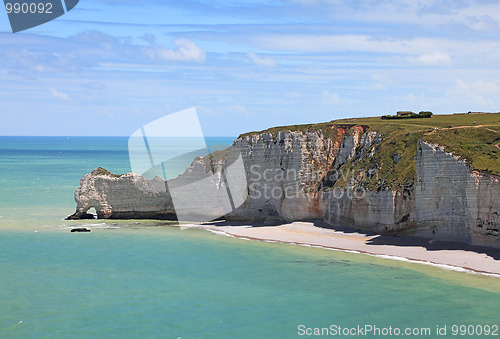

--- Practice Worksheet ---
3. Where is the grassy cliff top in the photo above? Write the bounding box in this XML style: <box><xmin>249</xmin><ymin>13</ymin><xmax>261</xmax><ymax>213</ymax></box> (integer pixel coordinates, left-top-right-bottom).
<box><xmin>334</xmin><ymin>112</ymin><xmax>500</xmax><ymax>130</ymax></box>
<box><xmin>238</xmin><ymin>121</ymin><xmax>357</xmax><ymax>139</ymax></box>
<box><xmin>239</xmin><ymin>112</ymin><xmax>500</xmax><ymax>183</ymax></box>
<box><xmin>241</xmin><ymin>112</ymin><xmax>500</xmax><ymax>136</ymax></box>
<box><xmin>338</xmin><ymin>112</ymin><xmax>500</xmax><ymax>177</ymax></box>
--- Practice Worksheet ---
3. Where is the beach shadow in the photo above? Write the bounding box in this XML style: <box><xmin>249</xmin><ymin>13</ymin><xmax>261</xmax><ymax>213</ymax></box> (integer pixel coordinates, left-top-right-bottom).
<box><xmin>310</xmin><ymin>220</ymin><xmax>380</xmax><ymax>236</ymax></box>
<box><xmin>365</xmin><ymin>234</ymin><xmax>500</xmax><ymax>261</ymax></box>
<box><xmin>309</xmin><ymin>220</ymin><xmax>500</xmax><ymax>261</ymax></box>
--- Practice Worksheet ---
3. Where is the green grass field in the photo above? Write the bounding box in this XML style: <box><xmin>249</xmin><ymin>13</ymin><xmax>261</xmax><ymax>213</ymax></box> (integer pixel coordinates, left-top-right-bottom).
<box><xmin>239</xmin><ymin>112</ymin><xmax>500</xmax><ymax>186</ymax></box>
<box><xmin>337</xmin><ymin>113</ymin><xmax>500</xmax><ymax>179</ymax></box>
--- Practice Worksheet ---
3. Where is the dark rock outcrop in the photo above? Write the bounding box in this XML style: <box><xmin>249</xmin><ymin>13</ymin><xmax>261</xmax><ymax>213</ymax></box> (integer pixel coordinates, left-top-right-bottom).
<box><xmin>71</xmin><ymin>228</ymin><xmax>91</xmax><ymax>232</ymax></box>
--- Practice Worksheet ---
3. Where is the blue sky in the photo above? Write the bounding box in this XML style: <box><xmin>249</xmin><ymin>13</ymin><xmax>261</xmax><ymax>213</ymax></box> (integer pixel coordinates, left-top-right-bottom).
<box><xmin>1</xmin><ymin>0</ymin><xmax>500</xmax><ymax>136</ymax></box>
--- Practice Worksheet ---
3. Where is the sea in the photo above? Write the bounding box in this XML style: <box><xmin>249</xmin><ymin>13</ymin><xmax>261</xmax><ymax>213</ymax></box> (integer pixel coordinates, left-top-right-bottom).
<box><xmin>0</xmin><ymin>136</ymin><xmax>499</xmax><ymax>339</ymax></box>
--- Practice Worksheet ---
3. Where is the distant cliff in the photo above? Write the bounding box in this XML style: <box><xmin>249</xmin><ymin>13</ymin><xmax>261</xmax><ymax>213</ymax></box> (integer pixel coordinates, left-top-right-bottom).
<box><xmin>68</xmin><ymin>113</ymin><xmax>500</xmax><ymax>248</ymax></box>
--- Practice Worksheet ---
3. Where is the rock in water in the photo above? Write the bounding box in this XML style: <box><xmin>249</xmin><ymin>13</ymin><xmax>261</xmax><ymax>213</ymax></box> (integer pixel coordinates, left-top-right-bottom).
<box><xmin>71</xmin><ymin>228</ymin><xmax>91</xmax><ymax>233</ymax></box>
<box><xmin>66</xmin><ymin>213</ymin><xmax>94</xmax><ymax>220</ymax></box>
<box><xmin>67</xmin><ymin>167</ymin><xmax>176</xmax><ymax>220</ymax></box>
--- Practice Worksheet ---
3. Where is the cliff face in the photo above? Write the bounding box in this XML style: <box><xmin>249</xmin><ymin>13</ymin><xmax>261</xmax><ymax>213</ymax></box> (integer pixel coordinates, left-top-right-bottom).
<box><xmin>69</xmin><ymin>168</ymin><xmax>175</xmax><ymax>219</ymax></box>
<box><xmin>68</xmin><ymin>125</ymin><xmax>500</xmax><ymax>248</ymax></box>
<box><xmin>413</xmin><ymin>141</ymin><xmax>500</xmax><ymax>247</ymax></box>
<box><xmin>226</xmin><ymin>126</ymin><xmax>379</xmax><ymax>224</ymax></box>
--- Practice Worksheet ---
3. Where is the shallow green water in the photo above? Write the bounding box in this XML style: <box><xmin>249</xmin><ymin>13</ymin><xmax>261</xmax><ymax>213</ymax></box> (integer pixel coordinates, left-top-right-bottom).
<box><xmin>0</xmin><ymin>137</ymin><xmax>499</xmax><ymax>338</ymax></box>
<box><xmin>1</xmin><ymin>228</ymin><xmax>500</xmax><ymax>338</ymax></box>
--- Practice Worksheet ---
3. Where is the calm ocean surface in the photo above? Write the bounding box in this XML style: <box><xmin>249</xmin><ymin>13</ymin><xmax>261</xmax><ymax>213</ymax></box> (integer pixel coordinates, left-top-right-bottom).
<box><xmin>0</xmin><ymin>136</ymin><xmax>499</xmax><ymax>338</ymax></box>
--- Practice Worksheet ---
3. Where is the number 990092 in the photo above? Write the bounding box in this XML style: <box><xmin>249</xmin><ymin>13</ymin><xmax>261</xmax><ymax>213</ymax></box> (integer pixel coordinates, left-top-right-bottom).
<box><xmin>5</xmin><ymin>2</ymin><xmax>53</xmax><ymax>14</ymax></box>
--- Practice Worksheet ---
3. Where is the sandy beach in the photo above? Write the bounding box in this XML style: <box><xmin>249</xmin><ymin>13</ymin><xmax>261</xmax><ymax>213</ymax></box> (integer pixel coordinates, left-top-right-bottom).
<box><xmin>194</xmin><ymin>221</ymin><xmax>500</xmax><ymax>277</ymax></box>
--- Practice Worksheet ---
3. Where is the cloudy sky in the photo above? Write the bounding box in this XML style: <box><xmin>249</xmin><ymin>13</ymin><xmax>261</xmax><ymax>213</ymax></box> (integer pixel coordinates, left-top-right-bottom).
<box><xmin>1</xmin><ymin>0</ymin><xmax>500</xmax><ymax>136</ymax></box>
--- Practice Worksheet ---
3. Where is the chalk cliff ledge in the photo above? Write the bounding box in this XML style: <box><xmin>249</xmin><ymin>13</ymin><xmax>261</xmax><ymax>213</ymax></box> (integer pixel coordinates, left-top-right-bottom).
<box><xmin>68</xmin><ymin>113</ymin><xmax>500</xmax><ymax>248</ymax></box>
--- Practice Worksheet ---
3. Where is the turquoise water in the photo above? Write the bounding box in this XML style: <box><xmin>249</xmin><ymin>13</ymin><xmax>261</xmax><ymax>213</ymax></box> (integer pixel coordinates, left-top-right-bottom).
<box><xmin>1</xmin><ymin>137</ymin><xmax>499</xmax><ymax>338</ymax></box>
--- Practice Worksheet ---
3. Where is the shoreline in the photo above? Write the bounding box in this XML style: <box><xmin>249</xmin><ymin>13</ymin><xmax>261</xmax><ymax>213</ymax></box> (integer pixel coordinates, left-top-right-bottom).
<box><xmin>192</xmin><ymin>221</ymin><xmax>500</xmax><ymax>278</ymax></box>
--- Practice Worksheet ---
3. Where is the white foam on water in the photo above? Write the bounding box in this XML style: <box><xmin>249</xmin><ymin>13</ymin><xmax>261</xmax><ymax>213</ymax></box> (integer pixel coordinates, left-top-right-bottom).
<box><xmin>206</xmin><ymin>229</ymin><xmax>233</xmax><ymax>237</ymax></box>
<box><xmin>58</xmin><ymin>222</ymin><xmax>121</xmax><ymax>230</ymax></box>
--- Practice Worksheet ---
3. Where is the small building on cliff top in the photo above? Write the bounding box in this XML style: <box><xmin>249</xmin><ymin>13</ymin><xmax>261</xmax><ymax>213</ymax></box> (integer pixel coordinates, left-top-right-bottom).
<box><xmin>397</xmin><ymin>111</ymin><xmax>414</xmax><ymax>116</ymax></box>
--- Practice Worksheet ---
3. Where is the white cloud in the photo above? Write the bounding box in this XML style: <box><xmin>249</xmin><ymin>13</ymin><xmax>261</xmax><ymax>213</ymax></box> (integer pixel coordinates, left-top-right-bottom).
<box><xmin>101</xmin><ymin>111</ymin><xmax>116</xmax><ymax>118</ymax></box>
<box><xmin>321</xmin><ymin>90</ymin><xmax>340</xmax><ymax>104</ymax></box>
<box><xmin>414</xmin><ymin>51</ymin><xmax>451</xmax><ymax>66</ymax></box>
<box><xmin>252</xmin><ymin>33</ymin><xmax>500</xmax><ymax>69</ymax></box>
<box><xmin>284</xmin><ymin>91</ymin><xmax>302</xmax><ymax>99</ymax></box>
<box><xmin>246</xmin><ymin>51</ymin><xmax>277</xmax><ymax>67</ymax></box>
<box><xmin>445</xmin><ymin>79</ymin><xmax>500</xmax><ymax>107</ymax></box>
<box><xmin>227</xmin><ymin>105</ymin><xmax>251</xmax><ymax>116</ymax></box>
<box><xmin>257</xmin><ymin>34</ymin><xmax>449</xmax><ymax>55</ymax></box>
<box><xmin>371</xmin><ymin>73</ymin><xmax>392</xmax><ymax>90</ymax></box>
<box><xmin>145</xmin><ymin>38</ymin><xmax>206</xmax><ymax>63</ymax></box>
<box><xmin>196</xmin><ymin>106</ymin><xmax>216</xmax><ymax>116</ymax></box>
<box><xmin>289</xmin><ymin>0</ymin><xmax>500</xmax><ymax>32</ymax></box>
<box><xmin>50</xmin><ymin>88</ymin><xmax>70</xmax><ymax>100</ymax></box>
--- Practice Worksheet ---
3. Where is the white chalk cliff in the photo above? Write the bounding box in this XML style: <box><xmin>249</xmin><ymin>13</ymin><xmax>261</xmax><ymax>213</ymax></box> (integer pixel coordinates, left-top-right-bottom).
<box><xmin>68</xmin><ymin>124</ymin><xmax>500</xmax><ymax>248</ymax></box>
